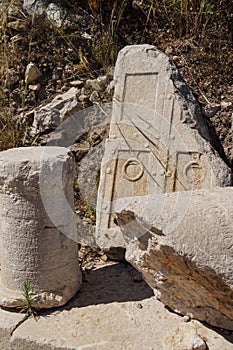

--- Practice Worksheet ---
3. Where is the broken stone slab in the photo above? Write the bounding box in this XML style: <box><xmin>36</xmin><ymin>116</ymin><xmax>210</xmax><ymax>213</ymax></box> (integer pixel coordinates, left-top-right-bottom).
<box><xmin>115</xmin><ymin>186</ymin><xmax>233</xmax><ymax>330</ymax></box>
<box><xmin>0</xmin><ymin>261</ymin><xmax>232</xmax><ymax>349</ymax></box>
<box><xmin>96</xmin><ymin>45</ymin><xmax>232</xmax><ymax>257</ymax></box>
<box><xmin>0</xmin><ymin>146</ymin><xmax>82</xmax><ymax>308</ymax></box>
<box><xmin>3</xmin><ymin>261</ymin><xmax>232</xmax><ymax>350</ymax></box>
<box><xmin>29</xmin><ymin>87</ymin><xmax>82</xmax><ymax>136</ymax></box>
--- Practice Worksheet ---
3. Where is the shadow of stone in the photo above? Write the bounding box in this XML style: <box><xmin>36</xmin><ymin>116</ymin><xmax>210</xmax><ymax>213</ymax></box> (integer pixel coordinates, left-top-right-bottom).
<box><xmin>65</xmin><ymin>262</ymin><xmax>154</xmax><ymax>309</ymax></box>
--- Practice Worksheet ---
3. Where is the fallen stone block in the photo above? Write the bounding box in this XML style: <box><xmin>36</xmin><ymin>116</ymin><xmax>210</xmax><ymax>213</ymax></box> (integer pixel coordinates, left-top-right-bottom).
<box><xmin>115</xmin><ymin>187</ymin><xmax>233</xmax><ymax>330</ymax></box>
<box><xmin>96</xmin><ymin>45</ymin><xmax>232</xmax><ymax>257</ymax></box>
<box><xmin>0</xmin><ymin>146</ymin><xmax>82</xmax><ymax>308</ymax></box>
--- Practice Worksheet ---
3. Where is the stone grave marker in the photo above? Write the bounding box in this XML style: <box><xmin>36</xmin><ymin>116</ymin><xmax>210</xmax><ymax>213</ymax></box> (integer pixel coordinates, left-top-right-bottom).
<box><xmin>96</xmin><ymin>45</ymin><xmax>232</xmax><ymax>256</ymax></box>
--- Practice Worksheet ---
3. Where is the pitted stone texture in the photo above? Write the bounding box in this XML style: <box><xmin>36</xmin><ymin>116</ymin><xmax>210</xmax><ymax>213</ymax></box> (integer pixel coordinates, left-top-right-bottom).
<box><xmin>163</xmin><ymin>325</ymin><xmax>207</xmax><ymax>350</ymax></box>
<box><xmin>7</xmin><ymin>262</ymin><xmax>233</xmax><ymax>350</ymax></box>
<box><xmin>0</xmin><ymin>146</ymin><xmax>82</xmax><ymax>308</ymax></box>
<box><xmin>0</xmin><ymin>309</ymin><xmax>25</xmax><ymax>350</ymax></box>
<box><xmin>96</xmin><ymin>45</ymin><xmax>232</xmax><ymax>254</ymax></box>
<box><xmin>115</xmin><ymin>187</ymin><xmax>233</xmax><ymax>329</ymax></box>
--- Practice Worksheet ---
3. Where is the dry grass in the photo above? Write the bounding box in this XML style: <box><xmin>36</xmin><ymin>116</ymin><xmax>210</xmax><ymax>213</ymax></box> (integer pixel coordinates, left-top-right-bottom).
<box><xmin>0</xmin><ymin>0</ymin><xmax>232</xmax><ymax>152</ymax></box>
<box><xmin>0</xmin><ymin>0</ymin><xmax>29</xmax><ymax>151</ymax></box>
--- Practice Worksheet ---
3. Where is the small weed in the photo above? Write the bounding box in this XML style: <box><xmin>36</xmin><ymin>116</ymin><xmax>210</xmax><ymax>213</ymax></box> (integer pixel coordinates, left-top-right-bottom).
<box><xmin>86</xmin><ymin>205</ymin><xmax>96</xmax><ymax>224</ymax></box>
<box><xmin>16</xmin><ymin>281</ymin><xmax>37</xmax><ymax>318</ymax></box>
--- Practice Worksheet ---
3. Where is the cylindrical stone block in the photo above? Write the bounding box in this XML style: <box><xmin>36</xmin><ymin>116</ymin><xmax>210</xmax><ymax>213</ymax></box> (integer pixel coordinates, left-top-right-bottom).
<box><xmin>0</xmin><ymin>146</ymin><xmax>82</xmax><ymax>308</ymax></box>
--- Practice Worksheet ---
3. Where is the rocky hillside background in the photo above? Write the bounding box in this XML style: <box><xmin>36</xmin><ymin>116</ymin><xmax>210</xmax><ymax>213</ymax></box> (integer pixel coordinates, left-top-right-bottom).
<box><xmin>0</xmin><ymin>0</ymin><xmax>232</xmax><ymax>227</ymax></box>
<box><xmin>0</xmin><ymin>0</ymin><xmax>232</xmax><ymax>234</ymax></box>
<box><xmin>0</xmin><ymin>0</ymin><xmax>232</xmax><ymax>165</ymax></box>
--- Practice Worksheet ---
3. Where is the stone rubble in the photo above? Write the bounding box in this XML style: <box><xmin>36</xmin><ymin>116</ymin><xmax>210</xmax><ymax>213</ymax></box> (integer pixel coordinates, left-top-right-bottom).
<box><xmin>29</xmin><ymin>87</ymin><xmax>82</xmax><ymax>136</ymax></box>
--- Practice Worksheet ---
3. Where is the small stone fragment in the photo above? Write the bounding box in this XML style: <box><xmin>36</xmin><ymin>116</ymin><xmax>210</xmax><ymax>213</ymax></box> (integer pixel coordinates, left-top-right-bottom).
<box><xmin>100</xmin><ymin>254</ymin><xmax>108</xmax><ymax>262</ymax></box>
<box><xmin>29</xmin><ymin>87</ymin><xmax>82</xmax><ymax>135</ymax></box>
<box><xmin>183</xmin><ymin>315</ymin><xmax>191</xmax><ymax>323</ymax></box>
<box><xmin>78</xmin><ymin>94</ymin><xmax>89</xmax><ymax>102</ymax></box>
<box><xmin>28</xmin><ymin>83</ymin><xmax>41</xmax><ymax>91</ymax></box>
<box><xmin>221</xmin><ymin>101</ymin><xmax>232</xmax><ymax>109</ymax></box>
<box><xmin>25</xmin><ymin>62</ymin><xmax>42</xmax><ymax>84</ymax></box>
<box><xmin>70</xmin><ymin>80</ymin><xmax>84</xmax><ymax>88</ymax></box>
<box><xmin>85</xmin><ymin>76</ymin><xmax>108</xmax><ymax>92</ymax></box>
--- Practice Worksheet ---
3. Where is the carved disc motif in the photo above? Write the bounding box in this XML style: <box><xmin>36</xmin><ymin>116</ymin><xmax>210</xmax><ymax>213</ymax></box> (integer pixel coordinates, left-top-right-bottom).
<box><xmin>123</xmin><ymin>158</ymin><xmax>144</xmax><ymax>182</ymax></box>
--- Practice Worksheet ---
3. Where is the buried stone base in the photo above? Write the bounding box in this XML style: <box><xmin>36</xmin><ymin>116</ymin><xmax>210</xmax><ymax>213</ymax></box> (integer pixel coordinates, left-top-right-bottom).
<box><xmin>115</xmin><ymin>187</ymin><xmax>233</xmax><ymax>330</ymax></box>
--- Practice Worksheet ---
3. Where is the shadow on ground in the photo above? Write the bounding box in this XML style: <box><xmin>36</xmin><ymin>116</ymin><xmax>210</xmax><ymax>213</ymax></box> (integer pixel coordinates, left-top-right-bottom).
<box><xmin>65</xmin><ymin>262</ymin><xmax>154</xmax><ymax>309</ymax></box>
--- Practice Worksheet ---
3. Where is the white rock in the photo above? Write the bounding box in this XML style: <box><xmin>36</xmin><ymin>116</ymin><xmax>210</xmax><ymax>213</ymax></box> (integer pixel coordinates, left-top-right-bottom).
<box><xmin>28</xmin><ymin>82</ymin><xmax>41</xmax><ymax>91</ymax></box>
<box><xmin>115</xmin><ymin>187</ymin><xmax>233</xmax><ymax>329</ymax></box>
<box><xmin>29</xmin><ymin>87</ymin><xmax>82</xmax><ymax>135</ymax></box>
<box><xmin>85</xmin><ymin>76</ymin><xmax>109</xmax><ymax>92</ymax></box>
<box><xmin>46</xmin><ymin>2</ymin><xmax>66</xmax><ymax>27</ymax></box>
<box><xmin>23</xmin><ymin>0</ymin><xmax>43</xmax><ymax>14</ymax></box>
<box><xmin>25</xmin><ymin>62</ymin><xmax>42</xmax><ymax>84</ymax></box>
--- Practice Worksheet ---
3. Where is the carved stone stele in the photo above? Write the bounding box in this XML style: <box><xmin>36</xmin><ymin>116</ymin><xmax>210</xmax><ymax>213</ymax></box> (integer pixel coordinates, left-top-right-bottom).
<box><xmin>0</xmin><ymin>147</ymin><xmax>82</xmax><ymax>308</ymax></box>
<box><xmin>96</xmin><ymin>45</ymin><xmax>232</xmax><ymax>254</ymax></box>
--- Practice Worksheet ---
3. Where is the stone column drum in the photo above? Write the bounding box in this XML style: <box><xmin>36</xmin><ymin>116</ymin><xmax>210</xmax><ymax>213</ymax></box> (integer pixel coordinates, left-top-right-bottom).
<box><xmin>0</xmin><ymin>147</ymin><xmax>82</xmax><ymax>308</ymax></box>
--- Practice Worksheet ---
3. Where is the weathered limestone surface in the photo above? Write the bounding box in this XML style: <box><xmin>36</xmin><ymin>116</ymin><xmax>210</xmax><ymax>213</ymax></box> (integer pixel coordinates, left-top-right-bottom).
<box><xmin>0</xmin><ymin>146</ymin><xmax>82</xmax><ymax>308</ymax></box>
<box><xmin>96</xmin><ymin>45</ymin><xmax>232</xmax><ymax>254</ymax></box>
<box><xmin>0</xmin><ymin>261</ymin><xmax>230</xmax><ymax>350</ymax></box>
<box><xmin>0</xmin><ymin>309</ymin><xmax>25</xmax><ymax>350</ymax></box>
<box><xmin>115</xmin><ymin>187</ymin><xmax>233</xmax><ymax>329</ymax></box>
<box><xmin>29</xmin><ymin>87</ymin><xmax>82</xmax><ymax>136</ymax></box>
<box><xmin>0</xmin><ymin>261</ymin><xmax>232</xmax><ymax>349</ymax></box>
<box><xmin>163</xmin><ymin>325</ymin><xmax>208</xmax><ymax>350</ymax></box>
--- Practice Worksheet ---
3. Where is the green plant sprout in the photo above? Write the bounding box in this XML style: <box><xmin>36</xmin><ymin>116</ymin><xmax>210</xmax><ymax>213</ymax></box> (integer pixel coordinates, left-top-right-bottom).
<box><xmin>86</xmin><ymin>205</ymin><xmax>96</xmax><ymax>224</ymax></box>
<box><xmin>17</xmin><ymin>281</ymin><xmax>37</xmax><ymax>318</ymax></box>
